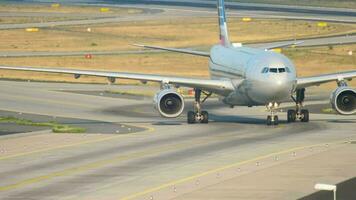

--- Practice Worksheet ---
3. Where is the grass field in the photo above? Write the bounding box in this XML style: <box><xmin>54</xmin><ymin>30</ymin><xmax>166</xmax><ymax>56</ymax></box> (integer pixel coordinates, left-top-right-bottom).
<box><xmin>0</xmin><ymin>4</ymin><xmax>143</xmax><ymax>24</ymax></box>
<box><xmin>0</xmin><ymin>4</ymin><xmax>355</xmax><ymax>90</ymax></box>
<box><xmin>0</xmin><ymin>17</ymin><xmax>79</xmax><ymax>24</ymax></box>
<box><xmin>0</xmin><ymin>4</ymin><xmax>143</xmax><ymax>15</ymax></box>
<box><xmin>0</xmin><ymin>116</ymin><xmax>86</xmax><ymax>133</ymax></box>
<box><xmin>0</xmin><ymin>44</ymin><xmax>355</xmax><ymax>89</ymax></box>
<box><xmin>285</xmin><ymin>44</ymin><xmax>356</xmax><ymax>88</ymax></box>
<box><xmin>0</xmin><ymin>18</ymin><xmax>355</xmax><ymax>52</ymax></box>
<box><xmin>230</xmin><ymin>0</ymin><xmax>356</xmax><ymax>9</ymax></box>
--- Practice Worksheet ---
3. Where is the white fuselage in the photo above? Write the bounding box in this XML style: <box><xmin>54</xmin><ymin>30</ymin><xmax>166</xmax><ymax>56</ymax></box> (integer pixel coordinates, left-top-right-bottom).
<box><xmin>209</xmin><ymin>45</ymin><xmax>297</xmax><ymax>106</ymax></box>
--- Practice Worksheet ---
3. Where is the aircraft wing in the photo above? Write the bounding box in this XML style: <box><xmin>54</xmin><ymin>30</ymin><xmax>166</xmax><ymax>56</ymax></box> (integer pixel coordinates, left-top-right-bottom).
<box><xmin>296</xmin><ymin>70</ymin><xmax>356</xmax><ymax>89</ymax></box>
<box><xmin>133</xmin><ymin>44</ymin><xmax>210</xmax><ymax>57</ymax></box>
<box><xmin>0</xmin><ymin>66</ymin><xmax>234</xmax><ymax>93</ymax></box>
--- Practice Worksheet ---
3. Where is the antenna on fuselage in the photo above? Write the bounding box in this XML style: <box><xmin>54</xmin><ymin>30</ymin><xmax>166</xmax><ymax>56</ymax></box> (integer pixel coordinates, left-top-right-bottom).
<box><xmin>217</xmin><ymin>0</ymin><xmax>231</xmax><ymax>47</ymax></box>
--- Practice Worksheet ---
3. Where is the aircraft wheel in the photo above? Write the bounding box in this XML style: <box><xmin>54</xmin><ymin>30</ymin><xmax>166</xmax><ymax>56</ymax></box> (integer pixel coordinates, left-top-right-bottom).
<box><xmin>187</xmin><ymin>111</ymin><xmax>196</xmax><ymax>124</ymax></box>
<box><xmin>201</xmin><ymin>111</ymin><xmax>209</xmax><ymax>124</ymax></box>
<box><xmin>267</xmin><ymin>115</ymin><xmax>272</xmax><ymax>126</ymax></box>
<box><xmin>273</xmin><ymin>116</ymin><xmax>279</xmax><ymax>125</ymax></box>
<box><xmin>287</xmin><ymin>110</ymin><xmax>296</xmax><ymax>123</ymax></box>
<box><xmin>301</xmin><ymin>109</ymin><xmax>309</xmax><ymax>122</ymax></box>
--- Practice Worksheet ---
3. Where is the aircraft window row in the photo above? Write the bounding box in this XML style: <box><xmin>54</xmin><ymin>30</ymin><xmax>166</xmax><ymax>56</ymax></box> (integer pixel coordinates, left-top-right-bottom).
<box><xmin>278</xmin><ymin>68</ymin><xmax>286</xmax><ymax>73</ymax></box>
<box><xmin>261</xmin><ymin>67</ymin><xmax>291</xmax><ymax>73</ymax></box>
<box><xmin>270</xmin><ymin>68</ymin><xmax>278</xmax><ymax>73</ymax></box>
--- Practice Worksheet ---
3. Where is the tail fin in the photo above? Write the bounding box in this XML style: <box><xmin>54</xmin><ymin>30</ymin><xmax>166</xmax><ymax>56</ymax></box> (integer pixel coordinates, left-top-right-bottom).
<box><xmin>217</xmin><ymin>0</ymin><xmax>230</xmax><ymax>47</ymax></box>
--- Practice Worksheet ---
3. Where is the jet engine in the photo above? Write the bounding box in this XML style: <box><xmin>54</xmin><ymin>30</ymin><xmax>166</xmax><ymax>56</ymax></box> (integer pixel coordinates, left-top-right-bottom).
<box><xmin>330</xmin><ymin>87</ymin><xmax>356</xmax><ymax>115</ymax></box>
<box><xmin>154</xmin><ymin>89</ymin><xmax>184</xmax><ymax>118</ymax></box>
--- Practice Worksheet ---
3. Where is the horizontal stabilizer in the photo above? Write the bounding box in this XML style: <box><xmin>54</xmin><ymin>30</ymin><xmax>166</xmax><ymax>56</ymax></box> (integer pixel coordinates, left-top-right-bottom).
<box><xmin>133</xmin><ymin>44</ymin><xmax>210</xmax><ymax>57</ymax></box>
<box><xmin>253</xmin><ymin>40</ymin><xmax>304</xmax><ymax>50</ymax></box>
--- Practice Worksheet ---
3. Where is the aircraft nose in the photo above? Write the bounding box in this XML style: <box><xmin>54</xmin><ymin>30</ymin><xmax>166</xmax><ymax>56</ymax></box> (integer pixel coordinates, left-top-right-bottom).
<box><xmin>266</xmin><ymin>74</ymin><xmax>293</xmax><ymax>100</ymax></box>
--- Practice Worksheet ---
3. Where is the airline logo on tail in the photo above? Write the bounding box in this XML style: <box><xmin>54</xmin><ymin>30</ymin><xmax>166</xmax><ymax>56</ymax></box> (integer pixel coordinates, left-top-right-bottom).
<box><xmin>218</xmin><ymin>0</ymin><xmax>230</xmax><ymax>47</ymax></box>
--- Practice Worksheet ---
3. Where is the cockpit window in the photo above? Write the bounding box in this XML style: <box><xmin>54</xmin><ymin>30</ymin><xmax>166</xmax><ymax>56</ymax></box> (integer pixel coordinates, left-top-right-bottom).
<box><xmin>278</xmin><ymin>68</ymin><xmax>286</xmax><ymax>73</ymax></box>
<box><xmin>263</xmin><ymin>67</ymin><xmax>290</xmax><ymax>74</ymax></box>
<box><xmin>269</xmin><ymin>68</ymin><xmax>278</xmax><ymax>73</ymax></box>
<box><xmin>261</xmin><ymin>67</ymin><xmax>269</xmax><ymax>73</ymax></box>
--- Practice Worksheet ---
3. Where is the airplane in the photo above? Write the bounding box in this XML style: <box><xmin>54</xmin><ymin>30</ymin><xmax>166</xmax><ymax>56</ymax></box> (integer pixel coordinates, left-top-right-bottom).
<box><xmin>0</xmin><ymin>0</ymin><xmax>355</xmax><ymax>125</ymax></box>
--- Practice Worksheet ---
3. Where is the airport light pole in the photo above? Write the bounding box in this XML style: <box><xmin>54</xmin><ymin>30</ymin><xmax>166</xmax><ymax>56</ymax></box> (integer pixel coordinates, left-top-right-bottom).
<box><xmin>314</xmin><ymin>183</ymin><xmax>337</xmax><ymax>200</ymax></box>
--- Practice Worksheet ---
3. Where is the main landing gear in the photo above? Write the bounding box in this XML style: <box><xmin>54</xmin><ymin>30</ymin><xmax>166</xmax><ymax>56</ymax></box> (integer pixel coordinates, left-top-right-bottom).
<box><xmin>187</xmin><ymin>89</ymin><xmax>212</xmax><ymax>124</ymax></box>
<box><xmin>266</xmin><ymin>102</ymin><xmax>279</xmax><ymax>126</ymax></box>
<box><xmin>288</xmin><ymin>88</ymin><xmax>309</xmax><ymax>123</ymax></box>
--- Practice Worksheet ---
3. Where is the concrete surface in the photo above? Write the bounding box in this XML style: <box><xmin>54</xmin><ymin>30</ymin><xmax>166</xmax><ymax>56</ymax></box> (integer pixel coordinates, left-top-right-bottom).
<box><xmin>2</xmin><ymin>0</ymin><xmax>356</xmax><ymax>31</ymax></box>
<box><xmin>0</xmin><ymin>2</ymin><xmax>355</xmax><ymax>199</ymax></box>
<box><xmin>171</xmin><ymin>143</ymin><xmax>356</xmax><ymax>200</ymax></box>
<box><xmin>0</xmin><ymin>110</ymin><xmax>143</xmax><ymax>136</ymax></box>
<box><xmin>0</xmin><ymin>80</ymin><xmax>355</xmax><ymax>200</ymax></box>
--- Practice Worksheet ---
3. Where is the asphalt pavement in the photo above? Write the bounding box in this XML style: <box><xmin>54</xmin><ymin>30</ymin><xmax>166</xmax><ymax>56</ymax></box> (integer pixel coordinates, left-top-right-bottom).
<box><xmin>0</xmin><ymin>80</ymin><xmax>355</xmax><ymax>200</ymax></box>
<box><xmin>0</xmin><ymin>1</ymin><xmax>355</xmax><ymax>199</ymax></box>
<box><xmin>2</xmin><ymin>0</ymin><xmax>356</xmax><ymax>30</ymax></box>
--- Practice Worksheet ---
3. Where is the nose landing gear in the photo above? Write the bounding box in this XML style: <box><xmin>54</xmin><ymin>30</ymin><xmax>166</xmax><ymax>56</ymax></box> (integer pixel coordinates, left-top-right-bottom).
<box><xmin>266</xmin><ymin>102</ymin><xmax>279</xmax><ymax>125</ymax></box>
<box><xmin>288</xmin><ymin>88</ymin><xmax>309</xmax><ymax>123</ymax></box>
<box><xmin>187</xmin><ymin>89</ymin><xmax>212</xmax><ymax>124</ymax></box>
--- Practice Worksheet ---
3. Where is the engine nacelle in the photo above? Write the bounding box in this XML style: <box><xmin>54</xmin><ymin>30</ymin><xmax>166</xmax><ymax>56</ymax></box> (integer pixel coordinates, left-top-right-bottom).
<box><xmin>153</xmin><ymin>89</ymin><xmax>184</xmax><ymax>118</ymax></box>
<box><xmin>330</xmin><ymin>87</ymin><xmax>356</xmax><ymax>115</ymax></box>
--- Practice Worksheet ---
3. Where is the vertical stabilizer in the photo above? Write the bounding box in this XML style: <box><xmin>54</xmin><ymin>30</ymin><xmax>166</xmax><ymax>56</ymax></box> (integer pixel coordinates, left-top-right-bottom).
<box><xmin>217</xmin><ymin>0</ymin><xmax>230</xmax><ymax>47</ymax></box>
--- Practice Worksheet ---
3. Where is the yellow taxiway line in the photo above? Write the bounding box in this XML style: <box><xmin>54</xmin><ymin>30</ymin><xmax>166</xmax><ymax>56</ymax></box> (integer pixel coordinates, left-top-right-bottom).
<box><xmin>0</xmin><ymin>131</ymin><xmax>232</xmax><ymax>192</ymax></box>
<box><xmin>0</xmin><ymin>92</ymin><xmax>97</xmax><ymax>109</ymax></box>
<box><xmin>0</xmin><ymin>123</ymin><xmax>154</xmax><ymax>161</ymax></box>
<box><xmin>0</xmin><ymin>141</ymin><xmax>186</xmax><ymax>192</ymax></box>
<box><xmin>121</xmin><ymin>139</ymin><xmax>354</xmax><ymax>200</ymax></box>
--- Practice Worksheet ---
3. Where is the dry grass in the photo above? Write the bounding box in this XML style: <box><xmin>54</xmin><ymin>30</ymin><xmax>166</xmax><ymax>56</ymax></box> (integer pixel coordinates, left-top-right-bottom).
<box><xmin>286</xmin><ymin>45</ymin><xmax>356</xmax><ymax>76</ymax></box>
<box><xmin>0</xmin><ymin>14</ymin><xmax>355</xmax><ymax>89</ymax></box>
<box><xmin>0</xmin><ymin>18</ymin><xmax>355</xmax><ymax>52</ymax></box>
<box><xmin>0</xmin><ymin>53</ymin><xmax>208</xmax><ymax>84</ymax></box>
<box><xmin>0</xmin><ymin>45</ymin><xmax>355</xmax><ymax>89</ymax></box>
<box><xmin>0</xmin><ymin>17</ymin><xmax>79</xmax><ymax>24</ymax></box>
<box><xmin>286</xmin><ymin>44</ymin><xmax>356</xmax><ymax>88</ymax></box>
<box><xmin>0</xmin><ymin>4</ymin><xmax>143</xmax><ymax>15</ymax></box>
<box><xmin>78</xmin><ymin>18</ymin><xmax>356</xmax><ymax>48</ymax></box>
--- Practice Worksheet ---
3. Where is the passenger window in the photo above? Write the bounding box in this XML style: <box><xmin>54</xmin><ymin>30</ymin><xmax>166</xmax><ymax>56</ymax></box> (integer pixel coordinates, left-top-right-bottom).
<box><xmin>269</xmin><ymin>68</ymin><xmax>278</xmax><ymax>73</ymax></box>
<box><xmin>278</xmin><ymin>68</ymin><xmax>286</xmax><ymax>73</ymax></box>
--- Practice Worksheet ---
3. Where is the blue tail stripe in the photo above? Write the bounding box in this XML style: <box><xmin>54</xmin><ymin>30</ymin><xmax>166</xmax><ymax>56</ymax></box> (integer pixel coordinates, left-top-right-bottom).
<box><xmin>217</xmin><ymin>0</ymin><xmax>230</xmax><ymax>46</ymax></box>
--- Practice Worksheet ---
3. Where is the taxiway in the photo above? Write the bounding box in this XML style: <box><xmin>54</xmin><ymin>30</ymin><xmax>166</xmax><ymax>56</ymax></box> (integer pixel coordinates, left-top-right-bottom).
<box><xmin>0</xmin><ymin>80</ymin><xmax>355</xmax><ymax>199</ymax></box>
<box><xmin>0</xmin><ymin>1</ymin><xmax>355</xmax><ymax>199</ymax></box>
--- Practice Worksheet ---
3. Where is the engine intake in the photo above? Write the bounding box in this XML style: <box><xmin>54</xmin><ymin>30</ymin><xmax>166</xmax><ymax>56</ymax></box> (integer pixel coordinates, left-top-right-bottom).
<box><xmin>330</xmin><ymin>87</ymin><xmax>356</xmax><ymax>115</ymax></box>
<box><xmin>154</xmin><ymin>89</ymin><xmax>184</xmax><ymax>118</ymax></box>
